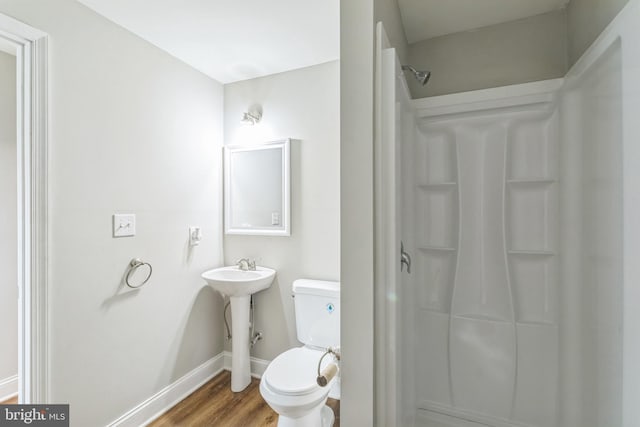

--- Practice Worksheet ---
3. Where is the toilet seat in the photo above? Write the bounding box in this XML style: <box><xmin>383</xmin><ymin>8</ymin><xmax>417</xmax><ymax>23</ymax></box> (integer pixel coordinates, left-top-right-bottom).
<box><xmin>263</xmin><ymin>347</ymin><xmax>327</xmax><ymax>396</ymax></box>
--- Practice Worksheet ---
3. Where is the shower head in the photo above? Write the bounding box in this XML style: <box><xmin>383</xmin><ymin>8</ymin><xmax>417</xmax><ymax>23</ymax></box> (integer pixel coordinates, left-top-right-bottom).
<box><xmin>402</xmin><ymin>65</ymin><xmax>431</xmax><ymax>86</ymax></box>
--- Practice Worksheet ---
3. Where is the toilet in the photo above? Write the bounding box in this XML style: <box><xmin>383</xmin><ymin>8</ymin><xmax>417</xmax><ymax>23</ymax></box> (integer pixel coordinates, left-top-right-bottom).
<box><xmin>260</xmin><ymin>279</ymin><xmax>340</xmax><ymax>427</ymax></box>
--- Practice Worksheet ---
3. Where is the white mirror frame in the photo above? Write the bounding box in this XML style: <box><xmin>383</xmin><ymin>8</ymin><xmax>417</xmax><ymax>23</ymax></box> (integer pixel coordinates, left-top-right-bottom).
<box><xmin>224</xmin><ymin>139</ymin><xmax>291</xmax><ymax>236</ymax></box>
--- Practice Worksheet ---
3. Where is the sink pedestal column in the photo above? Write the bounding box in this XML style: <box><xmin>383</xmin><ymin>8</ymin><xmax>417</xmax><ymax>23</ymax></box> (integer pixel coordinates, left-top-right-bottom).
<box><xmin>230</xmin><ymin>295</ymin><xmax>251</xmax><ymax>392</ymax></box>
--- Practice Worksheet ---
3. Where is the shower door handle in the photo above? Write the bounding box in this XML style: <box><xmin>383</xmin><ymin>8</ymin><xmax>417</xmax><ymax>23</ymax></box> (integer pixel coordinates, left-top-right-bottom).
<box><xmin>400</xmin><ymin>241</ymin><xmax>411</xmax><ymax>274</ymax></box>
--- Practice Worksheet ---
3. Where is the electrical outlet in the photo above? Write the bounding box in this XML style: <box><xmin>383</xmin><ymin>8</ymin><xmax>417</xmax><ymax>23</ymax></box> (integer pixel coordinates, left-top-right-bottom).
<box><xmin>271</xmin><ymin>212</ymin><xmax>280</xmax><ymax>225</ymax></box>
<box><xmin>189</xmin><ymin>226</ymin><xmax>202</xmax><ymax>246</ymax></box>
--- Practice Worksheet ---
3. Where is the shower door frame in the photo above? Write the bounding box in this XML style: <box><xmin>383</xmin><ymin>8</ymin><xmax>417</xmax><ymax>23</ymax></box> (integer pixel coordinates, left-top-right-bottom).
<box><xmin>0</xmin><ymin>13</ymin><xmax>49</xmax><ymax>404</ymax></box>
<box><xmin>374</xmin><ymin>21</ymin><xmax>412</xmax><ymax>427</ymax></box>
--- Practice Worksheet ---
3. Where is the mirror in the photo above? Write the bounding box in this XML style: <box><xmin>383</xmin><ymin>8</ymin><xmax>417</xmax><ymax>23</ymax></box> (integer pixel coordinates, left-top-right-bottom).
<box><xmin>224</xmin><ymin>139</ymin><xmax>290</xmax><ymax>236</ymax></box>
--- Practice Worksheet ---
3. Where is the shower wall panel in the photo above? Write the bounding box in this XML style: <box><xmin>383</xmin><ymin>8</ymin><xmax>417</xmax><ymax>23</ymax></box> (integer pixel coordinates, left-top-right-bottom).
<box><xmin>414</xmin><ymin>105</ymin><xmax>560</xmax><ymax>427</ymax></box>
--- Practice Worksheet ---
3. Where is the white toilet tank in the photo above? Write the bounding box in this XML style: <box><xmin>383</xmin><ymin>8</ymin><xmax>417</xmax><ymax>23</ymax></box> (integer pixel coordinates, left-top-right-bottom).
<box><xmin>293</xmin><ymin>279</ymin><xmax>340</xmax><ymax>349</ymax></box>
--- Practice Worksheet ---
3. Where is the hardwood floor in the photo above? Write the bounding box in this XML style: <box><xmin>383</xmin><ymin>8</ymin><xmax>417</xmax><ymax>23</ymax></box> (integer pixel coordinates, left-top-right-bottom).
<box><xmin>0</xmin><ymin>396</ymin><xmax>18</xmax><ymax>404</ymax></box>
<box><xmin>149</xmin><ymin>370</ymin><xmax>340</xmax><ymax>427</ymax></box>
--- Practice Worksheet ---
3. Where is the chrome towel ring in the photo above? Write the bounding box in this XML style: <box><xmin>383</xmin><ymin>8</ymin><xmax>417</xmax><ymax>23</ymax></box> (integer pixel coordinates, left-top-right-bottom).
<box><xmin>126</xmin><ymin>258</ymin><xmax>152</xmax><ymax>288</ymax></box>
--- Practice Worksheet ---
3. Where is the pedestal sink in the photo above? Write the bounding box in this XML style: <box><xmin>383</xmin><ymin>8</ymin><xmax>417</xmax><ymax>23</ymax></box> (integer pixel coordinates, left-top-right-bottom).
<box><xmin>202</xmin><ymin>266</ymin><xmax>275</xmax><ymax>392</ymax></box>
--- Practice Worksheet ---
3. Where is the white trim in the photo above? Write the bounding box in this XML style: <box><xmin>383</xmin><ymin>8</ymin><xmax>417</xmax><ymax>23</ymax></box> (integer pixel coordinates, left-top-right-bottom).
<box><xmin>0</xmin><ymin>15</ymin><xmax>45</xmax><ymax>41</ymax></box>
<box><xmin>0</xmin><ymin>375</ymin><xmax>18</xmax><ymax>402</ymax></box>
<box><xmin>108</xmin><ymin>353</ymin><xmax>225</xmax><ymax>427</ymax></box>
<box><xmin>224</xmin><ymin>139</ymin><xmax>291</xmax><ymax>236</ymax></box>
<box><xmin>412</xmin><ymin>78</ymin><xmax>563</xmax><ymax>119</ymax></box>
<box><xmin>0</xmin><ymin>36</ymin><xmax>16</xmax><ymax>55</ymax></box>
<box><xmin>0</xmin><ymin>13</ymin><xmax>48</xmax><ymax>405</ymax></box>
<box><xmin>373</xmin><ymin>23</ymin><xmax>388</xmax><ymax>427</ymax></box>
<box><xmin>223</xmin><ymin>351</ymin><xmax>270</xmax><ymax>378</ymax></box>
<box><xmin>597</xmin><ymin>2</ymin><xmax>640</xmax><ymax>426</ymax></box>
<box><xmin>374</xmin><ymin>21</ymin><xmax>405</xmax><ymax>427</ymax></box>
<box><xmin>108</xmin><ymin>352</ymin><xmax>272</xmax><ymax>427</ymax></box>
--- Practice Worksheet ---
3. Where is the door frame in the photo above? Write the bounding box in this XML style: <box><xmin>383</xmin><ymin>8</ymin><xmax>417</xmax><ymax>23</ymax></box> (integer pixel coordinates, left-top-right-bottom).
<box><xmin>374</xmin><ymin>21</ymin><xmax>404</xmax><ymax>426</ymax></box>
<box><xmin>0</xmin><ymin>12</ymin><xmax>48</xmax><ymax>404</ymax></box>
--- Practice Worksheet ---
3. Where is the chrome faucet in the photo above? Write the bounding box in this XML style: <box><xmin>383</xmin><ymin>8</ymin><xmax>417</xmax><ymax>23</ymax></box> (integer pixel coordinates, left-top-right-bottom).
<box><xmin>237</xmin><ymin>258</ymin><xmax>256</xmax><ymax>271</ymax></box>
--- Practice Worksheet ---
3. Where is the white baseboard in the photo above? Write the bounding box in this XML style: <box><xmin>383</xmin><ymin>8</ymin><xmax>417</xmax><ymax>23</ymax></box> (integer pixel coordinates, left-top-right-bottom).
<box><xmin>107</xmin><ymin>351</ymin><xmax>273</xmax><ymax>427</ymax></box>
<box><xmin>0</xmin><ymin>375</ymin><xmax>18</xmax><ymax>402</ymax></box>
<box><xmin>222</xmin><ymin>351</ymin><xmax>270</xmax><ymax>378</ymax></box>
<box><xmin>107</xmin><ymin>353</ymin><xmax>225</xmax><ymax>427</ymax></box>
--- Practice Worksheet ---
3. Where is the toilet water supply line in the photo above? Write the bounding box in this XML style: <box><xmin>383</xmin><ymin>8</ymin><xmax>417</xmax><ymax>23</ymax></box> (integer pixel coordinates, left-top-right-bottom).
<box><xmin>224</xmin><ymin>301</ymin><xmax>232</xmax><ymax>340</ymax></box>
<box><xmin>223</xmin><ymin>296</ymin><xmax>263</xmax><ymax>346</ymax></box>
<box><xmin>249</xmin><ymin>296</ymin><xmax>263</xmax><ymax>346</ymax></box>
<box><xmin>317</xmin><ymin>347</ymin><xmax>341</xmax><ymax>387</ymax></box>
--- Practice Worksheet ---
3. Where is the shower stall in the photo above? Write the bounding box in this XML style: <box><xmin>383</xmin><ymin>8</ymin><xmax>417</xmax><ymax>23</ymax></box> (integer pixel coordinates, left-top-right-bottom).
<box><xmin>375</xmin><ymin>2</ymin><xmax>640</xmax><ymax>426</ymax></box>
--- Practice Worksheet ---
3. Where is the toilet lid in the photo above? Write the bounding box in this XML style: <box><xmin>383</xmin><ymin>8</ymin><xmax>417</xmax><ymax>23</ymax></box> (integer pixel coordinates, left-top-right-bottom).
<box><xmin>264</xmin><ymin>347</ymin><xmax>323</xmax><ymax>396</ymax></box>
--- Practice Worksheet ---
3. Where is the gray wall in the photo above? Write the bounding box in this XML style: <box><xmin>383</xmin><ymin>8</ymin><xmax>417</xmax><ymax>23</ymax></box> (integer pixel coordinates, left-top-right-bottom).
<box><xmin>0</xmin><ymin>50</ymin><xmax>17</xmax><ymax>398</ymax></box>
<box><xmin>223</xmin><ymin>61</ymin><xmax>340</xmax><ymax>361</ymax></box>
<box><xmin>341</xmin><ymin>0</ymin><xmax>376</xmax><ymax>424</ymax></box>
<box><xmin>375</xmin><ymin>0</ymin><xmax>409</xmax><ymax>64</ymax></box>
<box><xmin>404</xmin><ymin>0</ymin><xmax>633</xmax><ymax>98</ymax></box>
<box><xmin>338</xmin><ymin>1</ymin><xmax>405</xmax><ymax>423</ymax></box>
<box><xmin>567</xmin><ymin>0</ymin><xmax>630</xmax><ymax>65</ymax></box>
<box><xmin>407</xmin><ymin>10</ymin><xmax>568</xmax><ymax>98</ymax></box>
<box><xmin>0</xmin><ymin>1</ymin><xmax>224</xmax><ymax>425</ymax></box>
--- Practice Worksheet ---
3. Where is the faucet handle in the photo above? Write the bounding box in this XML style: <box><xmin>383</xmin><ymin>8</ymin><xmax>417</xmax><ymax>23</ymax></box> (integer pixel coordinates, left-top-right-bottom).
<box><xmin>248</xmin><ymin>260</ymin><xmax>256</xmax><ymax>270</ymax></box>
<box><xmin>236</xmin><ymin>258</ymin><xmax>249</xmax><ymax>270</ymax></box>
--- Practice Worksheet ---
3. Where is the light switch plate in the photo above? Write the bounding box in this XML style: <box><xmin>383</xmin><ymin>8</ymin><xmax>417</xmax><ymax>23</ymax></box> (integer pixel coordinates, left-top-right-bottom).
<box><xmin>113</xmin><ymin>214</ymin><xmax>136</xmax><ymax>237</ymax></box>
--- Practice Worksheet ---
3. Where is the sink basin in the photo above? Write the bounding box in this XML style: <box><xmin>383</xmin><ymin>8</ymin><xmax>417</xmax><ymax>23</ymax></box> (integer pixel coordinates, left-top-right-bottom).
<box><xmin>201</xmin><ymin>265</ymin><xmax>276</xmax><ymax>392</ymax></box>
<box><xmin>201</xmin><ymin>266</ymin><xmax>275</xmax><ymax>297</ymax></box>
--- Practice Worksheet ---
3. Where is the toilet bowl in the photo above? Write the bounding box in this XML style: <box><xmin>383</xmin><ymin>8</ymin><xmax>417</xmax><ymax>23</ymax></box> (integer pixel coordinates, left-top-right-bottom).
<box><xmin>259</xmin><ymin>279</ymin><xmax>340</xmax><ymax>427</ymax></box>
<box><xmin>260</xmin><ymin>347</ymin><xmax>337</xmax><ymax>427</ymax></box>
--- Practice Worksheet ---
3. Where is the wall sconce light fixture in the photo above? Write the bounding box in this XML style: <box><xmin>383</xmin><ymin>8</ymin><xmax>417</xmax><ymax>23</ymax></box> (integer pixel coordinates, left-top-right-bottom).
<box><xmin>241</xmin><ymin>105</ymin><xmax>262</xmax><ymax>125</ymax></box>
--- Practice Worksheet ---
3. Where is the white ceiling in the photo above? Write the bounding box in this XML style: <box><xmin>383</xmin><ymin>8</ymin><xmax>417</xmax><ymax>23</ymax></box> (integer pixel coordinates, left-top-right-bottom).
<box><xmin>77</xmin><ymin>0</ymin><xmax>570</xmax><ymax>82</ymax></box>
<box><xmin>77</xmin><ymin>0</ymin><xmax>339</xmax><ymax>84</ymax></box>
<box><xmin>398</xmin><ymin>0</ymin><xmax>570</xmax><ymax>44</ymax></box>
